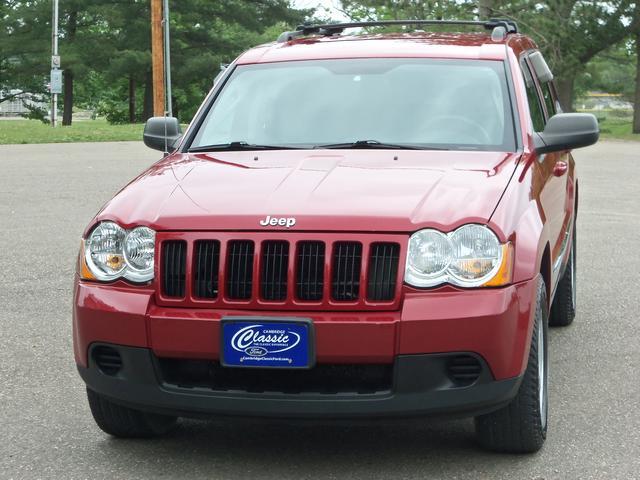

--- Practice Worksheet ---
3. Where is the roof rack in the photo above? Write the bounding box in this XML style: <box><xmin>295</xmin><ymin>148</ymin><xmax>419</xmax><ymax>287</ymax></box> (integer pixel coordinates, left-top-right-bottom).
<box><xmin>277</xmin><ymin>18</ymin><xmax>518</xmax><ymax>43</ymax></box>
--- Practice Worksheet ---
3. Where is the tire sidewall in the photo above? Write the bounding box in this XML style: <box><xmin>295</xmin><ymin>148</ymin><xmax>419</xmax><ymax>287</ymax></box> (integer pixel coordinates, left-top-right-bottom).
<box><xmin>539</xmin><ymin>286</ymin><xmax>549</xmax><ymax>433</ymax></box>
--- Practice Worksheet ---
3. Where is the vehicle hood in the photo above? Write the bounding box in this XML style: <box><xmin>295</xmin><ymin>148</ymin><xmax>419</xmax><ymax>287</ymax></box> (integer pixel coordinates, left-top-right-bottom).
<box><xmin>92</xmin><ymin>149</ymin><xmax>520</xmax><ymax>234</ymax></box>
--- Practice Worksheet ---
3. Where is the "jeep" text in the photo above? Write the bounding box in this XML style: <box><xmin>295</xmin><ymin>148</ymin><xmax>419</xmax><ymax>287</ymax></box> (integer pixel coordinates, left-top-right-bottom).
<box><xmin>259</xmin><ymin>215</ymin><xmax>296</xmax><ymax>228</ymax></box>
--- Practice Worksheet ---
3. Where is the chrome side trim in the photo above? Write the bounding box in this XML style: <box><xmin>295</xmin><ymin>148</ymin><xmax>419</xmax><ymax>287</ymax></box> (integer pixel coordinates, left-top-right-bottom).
<box><xmin>553</xmin><ymin>220</ymin><xmax>572</xmax><ymax>275</ymax></box>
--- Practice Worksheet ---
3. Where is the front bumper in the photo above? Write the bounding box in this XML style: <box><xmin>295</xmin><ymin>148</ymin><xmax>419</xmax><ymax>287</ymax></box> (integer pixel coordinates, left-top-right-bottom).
<box><xmin>73</xmin><ymin>276</ymin><xmax>539</xmax><ymax>381</ymax></box>
<box><xmin>79</xmin><ymin>344</ymin><xmax>522</xmax><ymax>419</ymax></box>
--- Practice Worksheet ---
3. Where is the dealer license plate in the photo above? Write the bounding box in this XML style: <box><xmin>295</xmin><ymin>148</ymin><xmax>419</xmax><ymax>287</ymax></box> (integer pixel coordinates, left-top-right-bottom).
<box><xmin>220</xmin><ymin>318</ymin><xmax>314</xmax><ymax>369</ymax></box>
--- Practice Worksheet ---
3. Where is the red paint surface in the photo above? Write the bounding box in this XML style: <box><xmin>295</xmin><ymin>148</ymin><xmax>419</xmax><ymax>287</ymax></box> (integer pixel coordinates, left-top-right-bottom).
<box><xmin>85</xmin><ymin>150</ymin><xmax>521</xmax><ymax>236</ymax></box>
<box><xmin>73</xmin><ymin>276</ymin><xmax>538</xmax><ymax>380</ymax></box>
<box><xmin>152</xmin><ymin>231</ymin><xmax>406</xmax><ymax>311</ymax></box>
<box><xmin>73</xmin><ymin>32</ymin><xmax>575</xmax><ymax>385</ymax></box>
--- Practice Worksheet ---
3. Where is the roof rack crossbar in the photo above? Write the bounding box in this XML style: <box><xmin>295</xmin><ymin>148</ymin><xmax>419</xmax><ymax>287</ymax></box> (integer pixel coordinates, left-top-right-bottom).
<box><xmin>277</xmin><ymin>18</ymin><xmax>518</xmax><ymax>43</ymax></box>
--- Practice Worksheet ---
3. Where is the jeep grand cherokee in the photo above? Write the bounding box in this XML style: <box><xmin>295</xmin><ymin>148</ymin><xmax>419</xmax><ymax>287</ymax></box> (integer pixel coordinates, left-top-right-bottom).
<box><xmin>73</xmin><ymin>19</ymin><xmax>599</xmax><ymax>453</ymax></box>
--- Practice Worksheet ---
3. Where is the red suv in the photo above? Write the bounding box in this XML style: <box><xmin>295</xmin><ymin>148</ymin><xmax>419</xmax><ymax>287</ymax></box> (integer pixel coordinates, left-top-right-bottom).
<box><xmin>74</xmin><ymin>20</ymin><xmax>598</xmax><ymax>453</ymax></box>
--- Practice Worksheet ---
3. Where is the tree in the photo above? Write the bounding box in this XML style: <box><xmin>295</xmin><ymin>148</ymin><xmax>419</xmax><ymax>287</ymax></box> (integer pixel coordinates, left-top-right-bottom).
<box><xmin>168</xmin><ymin>0</ymin><xmax>309</xmax><ymax>120</ymax></box>
<box><xmin>340</xmin><ymin>1</ymin><xmax>476</xmax><ymax>22</ymax></box>
<box><xmin>1</xmin><ymin>0</ymin><xmax>50</xmax><ymax>103</ymax></box>
<box><xmin>94</xmin><ymin>0</ymin><xmax>152</xmax><ymax>123</ymax></box>
<box><xmin>478</xmin><ymin>0</ymin><xmax>494</xmax><ymax>18</ymax></box>
<box><xmin>1</xmin><ymin>0</ymin><xmax>310</xmax><ymax>125</ymax></box>
<box><xmin>497</xmin><ymin>0</ymin><xmax>635</xmax><ymax>111</ymax></box>
<box><xmin>338</xmin><ymin>0</ymin><xmax>636</xmax><ymax>112</ymax></box>
<box><xmin>576</xmin><ymin>41</ymin><xmax>636</xmax><ymax>102</ymax></box>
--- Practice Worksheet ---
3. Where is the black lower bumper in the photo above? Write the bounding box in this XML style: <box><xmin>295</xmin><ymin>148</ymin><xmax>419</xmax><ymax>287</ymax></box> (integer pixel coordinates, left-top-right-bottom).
<box><xmin>78</xmin><ymin>344</ymin><xmax>522</xmax><ymax>419</ymax></box>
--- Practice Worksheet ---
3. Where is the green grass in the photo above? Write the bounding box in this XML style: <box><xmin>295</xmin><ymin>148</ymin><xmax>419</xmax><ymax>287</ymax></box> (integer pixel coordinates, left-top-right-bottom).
<box><xmin>0</xmin><ymin>119</ymin><xmax>144</xmax><ymax>145</ymax></box>
<box><xmin>597</xmin><ymin>116</ymin><xmax>639</xmax><ymax>141</ymax></box>
<box><xmin>580</xmin><ymin>110</ymin><xmax>639</xmax><ymax>142</ymax></box>
<box><xmin>1</xmin><ymin>112</ymin><xmax>638</xmax><ymax>145</ymax></box>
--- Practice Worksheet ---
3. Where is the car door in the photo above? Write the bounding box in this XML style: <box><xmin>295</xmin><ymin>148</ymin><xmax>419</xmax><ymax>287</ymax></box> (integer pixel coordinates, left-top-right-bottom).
<box><xmin>521</xmin><ymin>55</ymin><xmax>569</xmax><ymax>290</ymax></box>
<box><xmin>536</xmin><ymin>66</ymin><xmax>575</xmax><ymax>284</ymax></box>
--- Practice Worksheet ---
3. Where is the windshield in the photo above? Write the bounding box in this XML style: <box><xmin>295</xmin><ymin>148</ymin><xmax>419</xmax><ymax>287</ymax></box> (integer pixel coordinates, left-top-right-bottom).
<box><xmin>190</xmin><ymin>58</ymin><xmax>516</xmax><ymax>151</ymax></box>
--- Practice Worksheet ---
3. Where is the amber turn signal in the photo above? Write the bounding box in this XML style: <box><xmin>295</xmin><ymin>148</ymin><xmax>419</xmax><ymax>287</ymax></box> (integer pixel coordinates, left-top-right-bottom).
<box><xmin>77</xmin><ymin>240</ymin><xmax>96</xmax><ymax>281</ymax></box>
<box><xmin>482</xmin><ymin>243</ymin><xmax>513</xmax><ymax>287</ymax></box>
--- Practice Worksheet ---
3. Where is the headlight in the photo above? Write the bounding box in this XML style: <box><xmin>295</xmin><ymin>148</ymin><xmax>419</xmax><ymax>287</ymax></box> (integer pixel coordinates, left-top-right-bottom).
<box><xmin>405</xmin><ymin>224</ymin><xmax>511</xmax><ymax>288</ymax></box>
<box><xmin>406</xmin><ymin>230</ymin><xmax>452</xmax><ymax>281</ymax></box>
<box><xmin>123</xmin><ymin>226</ymin><xmax>156</xmax><ymax>281</ymax></box>
<box><xmin>82</xmin><ymin>222</ymin><xmax>155</xmax><ymax>283</ymax></box>
<box><xmin>449</xmin><ymin>225</ymin><xmax>502</xmax><ymax>283</ymax></box>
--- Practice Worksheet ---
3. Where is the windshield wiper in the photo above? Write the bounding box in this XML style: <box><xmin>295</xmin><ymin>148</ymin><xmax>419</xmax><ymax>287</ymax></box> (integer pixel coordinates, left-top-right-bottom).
<box><xmin>314</xmin><ymin>140</ymin><xmax>449</xmax><ymax>150</ymax></box>
<box><xmin>188</xmin><ymin>141</ymin><xmax>302</xmax><ymax>153</ymax></box>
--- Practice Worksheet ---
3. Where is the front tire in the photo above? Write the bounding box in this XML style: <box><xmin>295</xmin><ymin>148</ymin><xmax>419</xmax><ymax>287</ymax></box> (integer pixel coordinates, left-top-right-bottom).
<box><xmin>87</xmin><ymin>388</ymin><xmax>177</xmax><ymax>438</ymax></box>
<box><xmin>474</xmin><ymin>277</ymin><xmax>548</xmax><ymax>453</ymax></box>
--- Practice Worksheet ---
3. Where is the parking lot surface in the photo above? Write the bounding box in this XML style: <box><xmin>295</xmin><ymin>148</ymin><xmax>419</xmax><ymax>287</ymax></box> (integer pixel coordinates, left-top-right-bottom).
<box><xmin>1</xmin><ymin>140</ymin><xmax>638</xmax><ymax>479</ymax></box>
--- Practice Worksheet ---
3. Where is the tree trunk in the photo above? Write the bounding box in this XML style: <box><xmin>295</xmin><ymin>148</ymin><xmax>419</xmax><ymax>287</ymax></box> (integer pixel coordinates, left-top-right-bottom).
<box><xmin>634</xmin><ymin>30</ymin><xmax>640</xmax><ymax>133</ymax></box>
<box><xmin>556</xmin><ymin>76</ymin><xmax>575</xmax><ymax>112</ymax></box>
<box><xmin>478</xmin><ymin>0</ymin><xmax>493</xmax><ymax>19</ymax></box>
<box><xmin>62</xmin><ymin>69</ymin><xmax>73</xmax><ymax>126</ymax></box>
<box><xmin>129</xmin><ymin>76</ymin><xmax>137</xmax><ymax>123</ymax></box>
<box><xmin>142</xmin><ymin>70</ymin><xmax>153</xmax><ymax>121</ymax></box>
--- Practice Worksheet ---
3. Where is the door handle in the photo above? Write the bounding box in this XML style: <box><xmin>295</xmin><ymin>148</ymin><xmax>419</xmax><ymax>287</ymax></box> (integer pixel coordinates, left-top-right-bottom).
<box><xmin>553</xmin><ymin>161</ymin><xmax>568</xmax><ymax>177</ymax></box>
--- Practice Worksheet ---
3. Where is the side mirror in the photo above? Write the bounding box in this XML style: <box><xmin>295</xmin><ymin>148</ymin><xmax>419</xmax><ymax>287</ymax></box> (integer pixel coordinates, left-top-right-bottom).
<box><xmin>534</xmin><ymin>113</ymin><xmax>599</xmax><ymax>154</ymax></box>
<box><xmin>143</xmin><ymin>116</ymin><xmax>182</xmax><ymax>152</ymax></box>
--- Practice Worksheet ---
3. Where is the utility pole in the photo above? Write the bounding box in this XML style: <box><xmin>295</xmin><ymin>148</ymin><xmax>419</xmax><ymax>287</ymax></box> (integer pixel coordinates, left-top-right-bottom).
<box><xmin>50</xmin><ymin>0</ymin><xmax>60</xmax><ymax>127</ymax></box>
<box><xmin>162</xmin><ymin>0</ymin><xmax>173</xmax><ymax>117</ymax></box>
<box><xmin>151</xmin><ymin>0</ymin><xmax>164</xmax><ymax>117</ymax></box>
<box><xmin>633</xmin><ymin>1</ymin><xmax>640</xmax><ymax>133</ymax></box>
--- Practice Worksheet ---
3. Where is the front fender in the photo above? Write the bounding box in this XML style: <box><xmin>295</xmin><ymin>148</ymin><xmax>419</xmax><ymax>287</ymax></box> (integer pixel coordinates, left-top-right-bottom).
<box><xmin>491</xmin><ymin>156</ymin><xmax>551</xmax><ymax>285</ymax></box>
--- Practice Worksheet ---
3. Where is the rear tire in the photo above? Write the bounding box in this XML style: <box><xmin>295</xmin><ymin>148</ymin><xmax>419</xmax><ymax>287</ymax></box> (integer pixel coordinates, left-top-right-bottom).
<box><xmin>550</xmin><ymin>227</ymin><xmax>576</xmax><ymax>327</ymax></box>
<box><xmin>87</xmin><ymin>388</ymin><xmax>177</xmax><ymax>438</ymax></box>
<box><xmin>474</xmin><ymin>278</ymin><xmax>548</xmax><ymax>453</ymax></box>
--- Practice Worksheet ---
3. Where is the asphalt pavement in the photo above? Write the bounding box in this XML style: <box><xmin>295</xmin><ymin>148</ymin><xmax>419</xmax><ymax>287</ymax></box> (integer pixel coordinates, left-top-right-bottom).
<box><xmin>0</xmin><ymin>140</ymin><xmax>638</xmax><ymax>479</ymax></box>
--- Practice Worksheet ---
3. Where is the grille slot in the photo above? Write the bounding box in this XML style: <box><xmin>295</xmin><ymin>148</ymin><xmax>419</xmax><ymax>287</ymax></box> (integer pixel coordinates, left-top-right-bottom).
<box><xmin>447</xmin><ymin>355</ymin><xmax>482</xmax><ymax>386</ymax></box>
<box><xmin>226</xmin><ymin>240</ymin><xmax>255</xmax><ymax>300</ymax></box>
<box><xmin>261</xmin><ymin>241</ymin><xmax>289</xmax><ymax>301</ymax></box>
<box><xmin>296</xmin><ymin>241</ymin><xmax>325</xmax><ymax>301</ymax></box>
<box><xmin>332</xmin><ymin>242</ymin><xmax>362</xmax><ymax>301</ymax></box>
<box><xmin>162</xmin><ymin>240</ymin><xmax>187</xmax><ymax>297</ymax></box>
<box><xmin>193</xmin><ymin>240</ymin><xmax>220</xmax><ymax>299</ymax></box>
<box><xmin>367</xmin><ymin>243</ymin><xmax>400</xmax><ymax>301</ymax></box>
<box><xmin>93</xmin><ymin>346</ymin><xmax>122</xmax><ymax>376</ymax></box>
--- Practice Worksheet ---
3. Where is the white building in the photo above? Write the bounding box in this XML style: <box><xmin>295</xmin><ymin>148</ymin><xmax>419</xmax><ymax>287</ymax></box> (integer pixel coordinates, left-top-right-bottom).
<box><xmin>0</xmin><ymin>90</ymin><xmax>48</xmax><ymax>117</ymax></box>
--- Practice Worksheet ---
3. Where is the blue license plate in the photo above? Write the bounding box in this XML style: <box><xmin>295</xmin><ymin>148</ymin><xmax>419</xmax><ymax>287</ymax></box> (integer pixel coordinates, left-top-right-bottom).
<box><xmin>221</xmin><ymin>318</ymin><xmax>314</xmax><ymax>369</ymax></box>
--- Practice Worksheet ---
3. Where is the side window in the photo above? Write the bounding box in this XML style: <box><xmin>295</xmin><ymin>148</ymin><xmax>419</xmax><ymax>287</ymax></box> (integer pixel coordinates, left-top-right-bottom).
<box><xmin>521</xmin><ymin>61</ymin><xmax>545</xmax><ymax>132</ymax></box>
<box><xmin>541</xmin><ymin>83</ymin><xmax>556</xmax><ymax>118</ymax></box>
